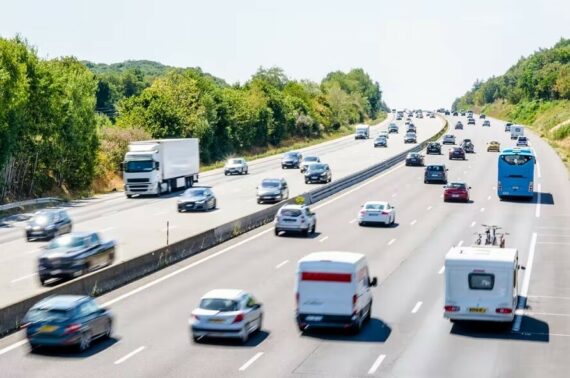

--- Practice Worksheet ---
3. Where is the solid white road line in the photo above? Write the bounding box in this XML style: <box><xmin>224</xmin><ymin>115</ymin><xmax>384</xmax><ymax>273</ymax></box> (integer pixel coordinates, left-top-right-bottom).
<box><xmin>114</xmin><ymin>346</ymin><xmax>146</xmax><ymax>365</ymax></box>
<box><xmin>411</xmin><ymin>301</ymin><xmax>423</xmax><ymax>314</ymax></box>
<box><xmin>513</xmin><ymin>232</ymin><xmax>538</xmax><ymax>332</ymax></box>
<box><xmin>0</xmin><ymin>340</ymin><xmax>27</xmax><ymax>356</ymax></box>
<box><xmin>536</xmin><ymin>184</ymin><xmax>542</xmax><ymax>218</ymax></box>
<box><xmin>368</xmin><ymin>354</ymin><xmax>386</xmax><ymax>375</ymax></box>
<box><xmin>349</xmin><ymin>219</ymin><xmax>357</xmax><ymax>224</ymax></box>
<box><xmin>480</xmin><ymin>207</ymin><xmax>485</xmax><ymax>212</ymax></box>
<box><xmin>387</xmin><ymin>239</ymin><xmax>396</xmax><ymax>246</ymax></box>
<box><xmin>470</xmin><ymin>221</ymin><xmax>476</xmax><ymax>228</ymax></box>
<box><xmin>536</xmin><ymin>160</ymin><xmax>542</xmax><ymax>178</ymax></box>
<box><xmin>318</xmin><ymin>236</ymin><xmax>329</xmax><ymax>243</ymax></box>
<box><xmin>239</xmin><ymin>352</ymin><xmax>264</xmax><ymax>371</ymax></box>
<box><xmin>427</xmin><ymin>206</ymin><xmax>432</xmax><ymax>211</ymax></box>
<box><xmin>10</xmin><ymin>273</ymin><xmax>37</xmax><ymax>284</ymax></box>
<box><xmin>457</xmin><ymin>240</ymin><xmax>464</xmax><ymax>247</ymax></box>
<box><xmin>410</xmin><ymin>219</ymin><xmax>417</xmax><ymax>226</ymax></box>
<box><xmin>438</xmin><ymin>266</ymin><xmax>445</xmax><ymax>275</ymax></box>
<box><xmin>487</xmin><ymin>195</ymin><xmax>492</xmax><ymax>201</ymax></box>
<box><xmin>275</xmin><ymin>260</ymin><xmax>289</xmax><ymax>269</ymax></box>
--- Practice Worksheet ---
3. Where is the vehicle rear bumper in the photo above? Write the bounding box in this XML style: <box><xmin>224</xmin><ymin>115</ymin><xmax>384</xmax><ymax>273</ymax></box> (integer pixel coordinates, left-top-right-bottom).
<box><xmin>275</xmin><ymin>224</ymin><xmax>309</xmax><ymax>232</ymax></box>
<box><xmin>190</xmin><ymin>325</ymin><xmax>244</xmax><ymax>339</ymax></box>
<box><xmin>444</xmin><ymin>312</ymin><xmax>514</xmax><ymax>322</ymax></box>
<box><xmin>297</xmin><ymin>313</ymin><xmax>358</xmax><ymax>329</ymax></box>
<box><xmin>27</xmin><ymin>333</ymin><xmax>81</xmax><ymax>346</ymax></box>
<box><xmin>39</xmin><ymin>266</ymin><xmax>82</xmax><ymax>279</ymax></box>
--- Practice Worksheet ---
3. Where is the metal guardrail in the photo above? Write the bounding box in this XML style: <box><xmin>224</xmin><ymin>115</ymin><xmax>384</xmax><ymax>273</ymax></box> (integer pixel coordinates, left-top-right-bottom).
<box><xmin>0</xmin><ymin>198</ymin><xmax>63</xmax><ymax>218</ymax></box>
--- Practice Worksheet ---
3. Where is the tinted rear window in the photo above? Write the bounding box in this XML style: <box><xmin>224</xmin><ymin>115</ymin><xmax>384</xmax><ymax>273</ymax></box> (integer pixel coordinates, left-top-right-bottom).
<box><xmin>280</xmin><ymin>209</ymin><xmax>302</xmax><ymax>217</ymax></box>
<box><xmin>427</xmin><ymin>166</ymin><xmax>444</xmax><ymax>172</ymax></box>
<box><xmin>25</xmin><ymin>308</ymin><xmax>73</xmax><ymax>323</ymax></box>
<box><xmin>199</xmin><ymin>299</ymin><xmax>239</xmax><ymax>312</ymax></box>
<box><xmin>365</xmin><ymin>203</ymin><xmax>385</xmax><ymax>211</ymax></box>
<box><xmin>468</xmin><ymin>273</ymin><xmax>495</xmax><ymax>290</ymax></box>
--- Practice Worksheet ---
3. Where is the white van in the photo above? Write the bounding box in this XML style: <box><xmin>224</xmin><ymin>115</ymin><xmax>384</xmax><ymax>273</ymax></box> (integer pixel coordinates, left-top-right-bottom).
<box><xmin>355</xmin><ymin>125</ymin><xmax>370</xmax><ymax>139</ymax></box>
<box><xmin>444</xmin><ymin>246</ymin><xmax>520</xmax><ymax>322</ymax></box>
<box><xmin>510</xmin><ymin>125</ymin><xmax>524</xmax><ymax>140</ymax></box>
<box><xmin>295</xmin><ymin>251</ymin><xmax>377</xmax><ymax>332</ymax></box>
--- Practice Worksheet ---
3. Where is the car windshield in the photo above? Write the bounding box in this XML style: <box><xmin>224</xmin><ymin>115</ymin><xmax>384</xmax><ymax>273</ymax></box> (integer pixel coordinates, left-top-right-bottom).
<box><xmin>365</xmin><ymin>203</ymin><xmax>385</xmax><ymax>211</ymax></box>
<box><xmin>184</xmin><ymin>189</ymin><xmax>205</xmax><ymax>197</ymax></box>
<box><xmin>261</xmin><ymin>180</ymin><xmax>280</xmax><ymax>188</ymax></box>
<box><xmin>308</xmin><ymin>164</ymin><xmax>326</xmax><ymax>171</ymax></box>
<box><xmin>463</xmin><ymin>139</ymin><xmax>471</xmax><ymax>143</ymax></box>
<box><xmin>304</xmin><ymin>157</ymin><xmax>318</xmax><ymax>162</ymax></box>
<box><xmin>445</xmin><ymin>135</ymin><xmax>453</xmax><ymax>138</ymax></box>
<box><xmin>518</xmin><ymin>137</ymin><xmax>527</xmax><ymax>141</ymax></box>
<box><xmin>46</xmin><ymin>235</ymin><xmax>85</xmax><ymax>249</ymax></box>
<box><xmin>228</xmin><ymin>159</ymin><xmax>243</xmax><ymax>164</ymax></box>
<box><xmin>280</xmin><ymin>208</ymin><xmax>302</xmax><ymax>217</ymax></box>
<box><xmin>30</xmin><ymin>213</ymin><xmax>54</xmax><ymax>226</ymax></box>
<box><xmin>377</xmin><ymin>136</ymin><xmax>386</xmax><ymax>140</ymax></box>
<box><xmin>427</xmin><ymin>165</ymin><xmax>444</xmax><ymax>172</ymax></box>
<box><xmin>124</xmin><ymin>160</ymin><xmax>154</xmax><ymax>173</ymax></box>
<box><xmin>448</xmin><ymin>183</ymin><xmax>466</xmax><ymax>189</ymax></box>
<box><xmin>408</xmin><ymin>153</ymin><xmax>419</xmax><ymax>158</ymax></box>
<box><xmin>199</xmin><ymin>298</ymin><xmax>239</xmax><ymax>312</ymax></box>
<box><xmin>284</xmin><ymin>152</ymin><xmax>297</xmax><ymax>158</ymax></box>
<box><xmin>25</xmin><ymin>308</ymin><xmax>73</xmax><ymax>323</ymax></box>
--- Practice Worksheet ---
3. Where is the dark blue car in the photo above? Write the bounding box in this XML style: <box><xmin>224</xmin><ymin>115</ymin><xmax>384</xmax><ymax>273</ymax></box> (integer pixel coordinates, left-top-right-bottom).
<box><xmin>23</xmin><ymin>295</ymin><xmax>112</xmax><ymax>352</ymax></box>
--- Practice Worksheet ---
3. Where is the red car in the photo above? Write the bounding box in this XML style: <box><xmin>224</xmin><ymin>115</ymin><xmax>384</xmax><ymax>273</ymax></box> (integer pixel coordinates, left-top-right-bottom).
<box><xmin>443</xmin><ymin>182</ymin><xmax>471</xmax><ymax>202</ymax></box>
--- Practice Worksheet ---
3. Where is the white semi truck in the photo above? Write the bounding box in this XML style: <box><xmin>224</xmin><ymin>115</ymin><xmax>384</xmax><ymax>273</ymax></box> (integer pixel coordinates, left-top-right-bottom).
<box><xmin>122</xmin><ymin>139</ymin><xmax>200</xmax><ymax>198</ymax></box>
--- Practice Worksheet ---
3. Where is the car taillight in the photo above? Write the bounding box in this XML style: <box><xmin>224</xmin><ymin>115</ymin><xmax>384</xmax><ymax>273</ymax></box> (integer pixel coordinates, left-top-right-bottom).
<box><xmin>359</xmin><ymin>210</ymin><xmax>366</xmax><ymax>216</ymax></box>
<box><xmin>233</xmin><ymin>313</ymin><xmax>245</xmax><ymax>323</ymax></box>
<box><xmin>496</xmin><ymin>308</ymin><xmax>512</xmax><ymax>314</ymax></box>
<box><xmin>65</xmin><ymin>323</ymin><xmax>81</xmax><ymax>334</ymax></box>
<box><xmin>381</xmin><ymin>211</ymin><xmax>389</xmax><ymax>215</ymax></box>
<box><xmin>444</xmin><ymin>305</ymin><xmax>460</xmax><ymax>312</ymax></box>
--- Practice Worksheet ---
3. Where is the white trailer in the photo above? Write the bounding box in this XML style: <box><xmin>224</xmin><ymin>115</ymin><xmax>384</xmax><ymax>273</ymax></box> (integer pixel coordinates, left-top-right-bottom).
<box><xmin>510</xmin><ymin>125</ymin><xmax>524</xmax><ymax>140</ymax></box>
<box><xmin>444</xmin><ymin>246</ymin><xmax>520</xmax><ymax>323</ymax></box>
<box><xmin>355</xmin><ymin>125</ymin><xmax>370</xmax><ymax>139</ymax></box>
<box><xmin>123</xmin><ymin>139</ymin><xmax>200</xmax><ymax>197</ymax></box>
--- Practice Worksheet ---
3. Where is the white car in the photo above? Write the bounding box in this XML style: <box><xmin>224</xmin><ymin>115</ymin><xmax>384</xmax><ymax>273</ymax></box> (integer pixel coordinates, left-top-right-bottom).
<box><xmin>357</xmin><ymin>201</ymin><xmax>396</xmax><ymax>226</ymax></box>
<box><xmin>274</xmin><ymin>204</ymin><xmax>316</xmax><ymax>236</ymax></box>
<box><xmin>379</xmin><ymin>130</ymin><xmax>389</xmax><ymax>139</ymax></box>
<box><xmin>300</xmin><ymin>156</ymin><xmax>320</xmax><ymax>173</ymax></box>
<box><xmin>190</xmin><ymin>289</ymin><xmax>263</xmax><ymax>344</ymax></box>
<box><xmin>516</xmin><ymin>136</ymin><xmax>529</xmax><ymax>147</ymax></box>
<box><xmin>224</xmin><ymin>158</ymin><xmax>248</xmax><ymax>175</ymax></box>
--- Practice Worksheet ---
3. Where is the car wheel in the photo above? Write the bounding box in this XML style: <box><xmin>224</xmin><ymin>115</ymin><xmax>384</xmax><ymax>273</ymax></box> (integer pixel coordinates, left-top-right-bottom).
<box><xmin>312</xmin><ymin>223</ymin><xmax>316</xmax><ymax>234</ymax></box>
<box><xmin>351</xmin><ymin>312</ymin><xmax>363</xmax><ymax>334</ymax></box>
<box><xmin>257</xmin><ymin>199</ymin><xmax>262</xmax><ymax>204</ymax></box>
<box><xmin>78</xmin><ymin>331</ymin><xmax>92</xmax><ymax>352</ymax></box>
<box><xmin>102</xmin><ymin>319</ymin><xmax>112</xmax><ymax>339</ymax></box>
<box><xmin>211</xmin><ymin>199</ymin><xmax>217</xmax><ymax>210</ymax></box>
<box><xmin>302</xmin><ymin>228</ymin><xmax>309</xmax><ymax>237</ymax></box>
<box><xmin>305</xmin><ymin>179</ymin><xmax>309</xmax><ymax>184</ymax></box>
<box><xmin>192</xmin><ymin>334</ymin><xmax>201</xmax><ymax>343</ymax></box>
<box><xmin>392</xmin><ymin>216</ymin><xmax>396</xmax><ymax>225</ymax></box>
<box><xmin>126</xmin><ymin>194</ymin><xmax>132</xmax><ymax>199</ymax></box>
<box><xmin>224</xmin><ymin>172</ymin><xmax>228</xmax><ymax>176</ymax></box>
<box><xmin>241</xmin><ymin>328</ymin><xmax>249</xmax><ymax>344</ymax></box>
<box><xmin>39</xmin><ymin>276</ymin><xmax>47</xmax><ymax>286</ymax></box>
<box><xmin>257</xmin><ymin>315</ymin><xmax>263</xmax><ymax>332</ymax></box>
<box><xmin>274</xmin><ymin>228</ymin><xmax>280</xmax><ymax>236</ymax></box>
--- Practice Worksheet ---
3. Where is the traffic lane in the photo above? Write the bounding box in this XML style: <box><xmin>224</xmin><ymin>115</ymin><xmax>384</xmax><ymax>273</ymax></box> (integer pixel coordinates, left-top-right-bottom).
<box><xmin>0</xmin><ymin>118</ymin><xmax>443</xmax><ymax>306</ymax></box>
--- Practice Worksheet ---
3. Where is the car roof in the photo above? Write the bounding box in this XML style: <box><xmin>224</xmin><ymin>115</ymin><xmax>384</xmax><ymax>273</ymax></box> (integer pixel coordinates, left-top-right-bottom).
<box><xmin>33</xmin><ymin>295</ymin><xmax>89</xmax><ymax>310</ymax></box>
<box><xmin>34</xmin><ymin>209</ymin><xmax>62</xmax><ymax>215</ymax></box>
<box><xmin>202</xmin><ymin>289</ymin><xmax>246</xmax><ymax>300</ymax></box>
<box><xmin>58</xmin><ymin>232</ymin><xmax>92</xmax><ymax>238</ymax></box>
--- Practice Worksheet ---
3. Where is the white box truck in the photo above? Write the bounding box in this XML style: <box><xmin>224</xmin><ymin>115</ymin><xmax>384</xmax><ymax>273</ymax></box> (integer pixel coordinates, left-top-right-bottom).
<box><xmin>295</xmin><ymin>251</ymin><xmax>377</xmax><ymax>333</ymax></box>
<box><xmin>122</xmin><ymin>139</ymin><xmax>199</xmax><ymax>198</ymax></box>
<box><xmin>355</xmin><ymin>124</ymin><xmax>370</xmax><ymax>139</ymax></box>
<box><xmin>510</xmin><ymin>125</ymin><xmax>524</xmax><ymax>140</ymax></box>
<box><xmin>444</xmin><ymin>246</ymin><xmax>520</xmax><ymax>323</ymax></box>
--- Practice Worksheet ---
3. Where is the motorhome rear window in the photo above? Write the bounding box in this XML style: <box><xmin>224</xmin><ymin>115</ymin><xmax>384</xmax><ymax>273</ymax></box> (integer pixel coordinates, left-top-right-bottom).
<box><xmin>468</xmin><ymin>273</ymin><xmax>495</xmax><ymax>290</ymax></box>
<box><xmin>301</xmin><ymin>272</ymin><xmax>351</xmax><ymax>283</ymax></box>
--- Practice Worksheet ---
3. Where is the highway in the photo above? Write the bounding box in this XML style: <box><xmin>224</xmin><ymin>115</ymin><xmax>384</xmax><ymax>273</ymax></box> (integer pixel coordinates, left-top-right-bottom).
<box><xmin>0</xmin><ymin>114</ymin><xmax>568</xmax><ymax>377</ymax></box>
<box><xmin>0</xmin><ymin>115</ymin><xmax>444</xmax><ymax>306</ymax></box>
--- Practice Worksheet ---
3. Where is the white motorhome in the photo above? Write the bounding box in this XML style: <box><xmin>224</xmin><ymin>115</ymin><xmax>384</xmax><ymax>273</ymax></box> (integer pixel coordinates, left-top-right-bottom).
<box><xmin>510</xmin><ymin>125</ymin><xmax>524</xmax><ymax>140</ymax></box>
<box><xmin>123</xmin><ymin>139</ymin><xmax>200</xmax><ymax>197</ymax></box>
<box><xmin>444</xmin><ymin>246</ymin><xmax>520</xmax><ymax>323</ymax></box>
<box><xmin>295</xmin><ymin>251</ymin><xmax>377</xmax><ymax>332</ymax></box>
<box><xmin>355</xmin><ymin>125</ymin><xmax>370</xmax><ymax>139</ymax></box>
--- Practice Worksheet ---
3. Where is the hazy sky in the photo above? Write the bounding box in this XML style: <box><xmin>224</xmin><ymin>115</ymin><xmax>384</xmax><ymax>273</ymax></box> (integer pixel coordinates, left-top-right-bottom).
<box><xmin>1</xmin><ymin>0</ymin><xmax>569</xmax><ymax>109</ymax></box>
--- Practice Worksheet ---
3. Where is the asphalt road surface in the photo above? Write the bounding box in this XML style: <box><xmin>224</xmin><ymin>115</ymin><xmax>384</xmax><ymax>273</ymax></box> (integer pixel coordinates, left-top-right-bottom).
<box><xmin>0</xmin><ymin>113</ymin><xmax>568</xmax><ymax>377</ymax></box>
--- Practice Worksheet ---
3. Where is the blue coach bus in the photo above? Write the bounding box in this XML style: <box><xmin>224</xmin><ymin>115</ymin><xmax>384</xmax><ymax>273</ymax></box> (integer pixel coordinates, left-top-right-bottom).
<box><xmin>497</xmin><ymin>147</ymin><xmax>535</xmax><ymax>199</ymax></box>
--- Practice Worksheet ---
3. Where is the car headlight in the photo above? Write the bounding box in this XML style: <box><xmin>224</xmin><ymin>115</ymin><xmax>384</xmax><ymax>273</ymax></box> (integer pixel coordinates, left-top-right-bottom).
<box><xmin>320</xmin><ymin>172</ymin><xmax>328</xmax><ymax>176</ymax></box>
<box><xmin>195</xmin><ymin>200</ymin><xmax>205</xmax><ymax>204</ymax></box>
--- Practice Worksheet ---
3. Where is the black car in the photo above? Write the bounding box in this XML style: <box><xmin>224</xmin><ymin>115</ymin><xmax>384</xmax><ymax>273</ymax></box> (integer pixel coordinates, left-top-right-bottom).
<box><xmin>257</xmin><ymin>178</ymin><xmax>289</xmax><ymax>204</ymax></box>
<box><xmin>38</xmin><ymin>233</ymin><xmax>116</xmax><ymax>286</ymax></box>
<box><xmin>453</xmin><ymin>112</ymin><xmax>459</xmax><ymax>116</ymax></box>
<box><xmin>281</xmin><ymin>151</ymin><xmax>302</xmax><ymax>169</ymax></box>
<box><xmin>455</xmin><ymin>121</ymin><xmax>463</xmax><ymax>130</ymax></box>
<box><xmin>374</xmin><ymin>136</ymin><xmax>388</xmax><ymax>147</ymax></box>
<box><xmin>404</xmin><ymin>132</ymin><xmax>417</xmax><ymax>143</ymax></box>
<box><xmin>26</xmin><ymin>210</ymin><xmax>72</xmax><ymax>241</ymax></box>
<box><xmin>449</xmin><ymin>147</ymin><xmax>466</xmax><ymax>160</ymax></box>
<box><xmin>461</xmin><ymin>139</ymin><xmax>475</xmax><ymax>153</ymax></box>
<box><xmin>23</xmin><ymin>295</ymin><xmax>112</xmax><ymax>352</ymax></box>
<box><xmin>177</xmin><ymin>188</ymin><xmax>217</xmax><ymax>212</ymax></box>
<box><xmin>460</xmin><ymin>112</ymin><xmax>466</xmax><ymax>116</ymax></box>
<box><xmin>405</xmin><ymin>152</ymin><xmax>424</xmax><ymax>166</ymax></box>
<box><xmin>424</xmin><ymin>165</ymin><xmax>448</xmax><ymax>184</ymax></box>
<box><xmin>406</xmin><ymin>125</ymin><xmax>416</xmax><ymax>133</ymax></box>
<box><xmin>467</xmin><ymin>118</ymin><xmax>476</xmax><ymax>125</ymax></box>
<box><xmin>479</xmin><ymin>114</ymin><xmax>486</xmax><ymax>119</ymax></box>
<box><xmin>305</xmin><ymin>163</ymin><xmax>332</xmax><ymax>184</ymax></box>
<box><xmin>426</xmin><ymin>142</ymin><xmax>442</xmax><ymax>154</ymax></box>
<box><xmin>444</xmin><ymin>111</ymin><xmax>450</xmax><ymax>115</ymax></box>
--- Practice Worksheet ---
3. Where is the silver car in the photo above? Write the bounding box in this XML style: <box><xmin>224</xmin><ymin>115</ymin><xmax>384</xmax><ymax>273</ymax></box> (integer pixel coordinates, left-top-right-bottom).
<box><xmin>256</xmin><ymin>178</ymin><xmax>289</xmax><ymax>204</ymax></box>
<box><xmin>274</xmin><ymin>204</ymin><xmax>316</xmax><ymax>236</ymax></box>
<box><xmin>224</xmin><ymin>158</ymin><xmax>248</xmax><ymax>175</ymax></box>
<box><xmin>190</xmin><ymin>289</ymin><xmax>263</xmax><ymax>344</ymax></box>
<box><xmin>300</xmin><ymin>156</ymin><xmax>320</xmax><ymax>173</ymax></box>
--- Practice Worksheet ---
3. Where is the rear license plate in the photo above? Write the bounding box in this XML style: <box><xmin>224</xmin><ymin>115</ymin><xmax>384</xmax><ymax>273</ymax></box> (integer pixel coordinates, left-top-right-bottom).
<box><xmin>283</xmin><ymin>219</ymin><xmax>295</xmax><ymax>222</ymax></box>
<box><xmin>369</xmin><ymin>213</ymin><xmax>379</xmax><ymax>216</ymax></box>
<box><xmin>469</xmin><ymin>307</ymin><xmax>486</xmax><ymax>313</ymax></box>
<box><xmin>209</xmin><ymin>319</ymin><xmax>225</xmax><ymax>323</ymax></box>
<box><xmin>452</xmin><ymin>194</ymin><xmax>460</xmax><ymax>198</ymax></box>
<box><xmin>39</xmin><ymin>325</ymin><xmax>58</xmax><ymax>333</ymax></box>
<box><xmin>306</xmin><ymin>316</ymin><xmax>323</xmax><ymax>322</ymax></box>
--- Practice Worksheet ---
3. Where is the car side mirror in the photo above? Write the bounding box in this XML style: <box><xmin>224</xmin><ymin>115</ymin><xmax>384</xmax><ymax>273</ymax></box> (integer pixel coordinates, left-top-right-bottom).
<box><xmin>518</xmin><ymin>265</ymin><xmax>526</xmax><ymax>270</ymax></box>
<box><xmin>253</xmin><ymin>303</ymin><xmax>262</xmax><ymax>310</ymax></box>
<box><xmin>469</xmin><ymin>186</ymin><xmax>472</xmax><ymax>189</ymax></box>
<box><xmin>370</xmin><ymin>277</ymin><xmax>378</xmax><ymax>287</ymax></box>
<box><xmin>446</xmin><ymin>169</ymin><xmax>449</xmax><ymax>171</ymax></box>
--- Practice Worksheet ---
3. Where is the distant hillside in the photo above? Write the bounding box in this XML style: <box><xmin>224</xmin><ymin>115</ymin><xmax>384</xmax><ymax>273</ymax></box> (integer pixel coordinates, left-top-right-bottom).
<box><xmin>83</xmin><ymin>60</ymin><xmax>171</xmax><ymax>77</ymax></box>
<box><xmin>453</xmin><ymin>38</ymin><xmax>570</xmax><ymax>170</ymax></box>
